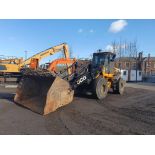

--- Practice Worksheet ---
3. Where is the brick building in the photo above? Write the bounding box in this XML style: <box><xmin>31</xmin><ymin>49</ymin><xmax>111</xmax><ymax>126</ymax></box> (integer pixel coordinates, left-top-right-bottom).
<box><xmin>142</xmin><ymin>57</ymin><xmax>155</xmax><ymax>76</ymax></box>
<box><xmin>114</xmin><ymin>52</ymin><xmax>155</xmax><ymax>81</ymax></box>
<box><xmin>115</xmin><ymin>57</ymin><xmax>140</xmax><ymax>70</ymax></box>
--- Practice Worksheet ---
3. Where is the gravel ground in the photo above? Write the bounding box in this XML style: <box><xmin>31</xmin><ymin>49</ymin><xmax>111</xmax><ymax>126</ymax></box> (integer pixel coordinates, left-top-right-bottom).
<box><xmin>0</xmin><ymin>83</ymin><xmax>155</xmax><ymax>135</ymax></box>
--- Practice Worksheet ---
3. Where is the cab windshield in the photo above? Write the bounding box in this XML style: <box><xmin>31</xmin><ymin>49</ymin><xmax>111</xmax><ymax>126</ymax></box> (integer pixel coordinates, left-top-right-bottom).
<box><xmin>93</xmin><ymin>54</ymin><xmax>108</xmax><ymax>66</ymax></box>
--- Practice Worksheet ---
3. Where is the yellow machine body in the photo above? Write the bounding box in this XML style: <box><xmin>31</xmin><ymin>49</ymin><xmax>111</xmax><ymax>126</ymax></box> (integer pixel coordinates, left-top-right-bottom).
<box><xmin>0</xmin><ymin>64</ymin><xmax>20</xmax><ymax>73</ymax></box>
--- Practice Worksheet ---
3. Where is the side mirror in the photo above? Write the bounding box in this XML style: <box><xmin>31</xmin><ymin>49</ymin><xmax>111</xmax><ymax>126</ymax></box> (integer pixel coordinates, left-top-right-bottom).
<box><xmin>111</xmin><ymin>54</ymin><xmax>116</xmax><ymax>61</ymax></box>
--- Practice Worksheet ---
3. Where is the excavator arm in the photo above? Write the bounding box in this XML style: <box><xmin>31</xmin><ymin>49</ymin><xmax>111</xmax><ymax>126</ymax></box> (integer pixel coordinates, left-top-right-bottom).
<box><xmin>48</xmin><ymin>58</ymin><xmax>76</xmax><ymax>73</ymax></box>
<box><xmin>20</xmin><ymin>43</ymin><xmax>70</xmax><ymax>69</ymax></box>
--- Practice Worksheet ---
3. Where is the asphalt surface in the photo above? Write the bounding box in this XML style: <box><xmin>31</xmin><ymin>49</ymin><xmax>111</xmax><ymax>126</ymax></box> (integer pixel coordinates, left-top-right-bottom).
<box><xmin>0</xmin><ymin>83</ymin><xmax>155</xmax><ymax>135</ymax></box>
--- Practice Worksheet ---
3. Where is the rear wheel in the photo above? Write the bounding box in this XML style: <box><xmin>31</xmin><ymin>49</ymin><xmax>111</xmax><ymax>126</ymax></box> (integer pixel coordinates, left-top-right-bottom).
<box><xmin>94</xmin><ymin>77</ymin><xmax>108</xmax><ymax>100</ymax></box>
<box><xmin>113</xmin><ymin>78</ymin><xmax>125</xmax><ymax>95</ymax></box>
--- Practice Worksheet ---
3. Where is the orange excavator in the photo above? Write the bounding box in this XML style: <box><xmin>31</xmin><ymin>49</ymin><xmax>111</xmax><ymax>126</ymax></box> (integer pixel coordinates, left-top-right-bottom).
<box><xmin>48</xmin><ymin>58</ymin><xmax>76</xmax><ymax>73</ymax></box>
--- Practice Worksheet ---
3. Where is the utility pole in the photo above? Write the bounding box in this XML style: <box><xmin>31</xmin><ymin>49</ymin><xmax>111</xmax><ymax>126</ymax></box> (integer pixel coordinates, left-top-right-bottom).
<box><xmin>25</xmin><ymin>51</ymin><xmax>28</xmax><ymax>60</ymax></box>
<box><xmin>129</xmin><ymin>42</ymin><xmax>132</xmax><ymax>81</ymax></box>
<box><xmin>119</xmin><ymin>38</ymin><xmax>122</xmax><ymax>71</ymax></box>
<box><xmin>134</xmin><ymin>40</ymin><xmax>138</xmax><ymax>83</ymax></box>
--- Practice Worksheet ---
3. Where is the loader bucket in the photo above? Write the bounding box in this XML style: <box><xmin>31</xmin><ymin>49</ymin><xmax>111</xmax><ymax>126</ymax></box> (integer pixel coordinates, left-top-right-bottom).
<box><xmin>14</xmin><ymin>75</ymin><xmax>74</xmax><ymax>115</ymax></box>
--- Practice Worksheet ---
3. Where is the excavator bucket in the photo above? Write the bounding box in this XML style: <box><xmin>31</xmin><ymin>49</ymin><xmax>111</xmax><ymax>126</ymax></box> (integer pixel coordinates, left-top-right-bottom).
<box><xmin>14</xmin><ymin>73</ymin><xmax>74</xmax><ymax>115</ymax></box>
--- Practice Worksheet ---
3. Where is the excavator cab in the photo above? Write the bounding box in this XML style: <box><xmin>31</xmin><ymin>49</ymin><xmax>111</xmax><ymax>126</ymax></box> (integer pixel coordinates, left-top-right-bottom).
<box><xmin>29</xmin><ymin>58</ymin><xmax>39</xmax><ymax>70</ymax></box>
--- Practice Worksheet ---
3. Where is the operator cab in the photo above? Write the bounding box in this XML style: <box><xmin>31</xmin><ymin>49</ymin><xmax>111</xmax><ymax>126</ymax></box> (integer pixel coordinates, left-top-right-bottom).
<box><xmin>92</xmin><ymin>51</ymin><xmax>116</xmax><ymax>74</ymax></box>
<box><xmin>92</xmin><ymin>51</ymin><xmax>116</xmax><ymax>66</ymax></box>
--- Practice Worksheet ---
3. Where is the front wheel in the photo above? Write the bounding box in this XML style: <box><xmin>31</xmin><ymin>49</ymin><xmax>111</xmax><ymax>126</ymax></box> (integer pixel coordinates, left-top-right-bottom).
<box><xmin>93</xmin><ymin>77</ymin><xmax>108</xmax><ymax>100</ymax></box>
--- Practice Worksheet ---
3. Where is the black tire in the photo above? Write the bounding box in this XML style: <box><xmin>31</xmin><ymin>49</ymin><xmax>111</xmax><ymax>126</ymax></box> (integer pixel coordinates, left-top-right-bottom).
<box><xmin>113</xmin><ymin>78</ymin><xmax>125</xmax><ymax>95</ymax></box>
<box><xmin>93</xmin><ymin>77</ymin><xmax>108</xmax><ymax>100</ymax></box>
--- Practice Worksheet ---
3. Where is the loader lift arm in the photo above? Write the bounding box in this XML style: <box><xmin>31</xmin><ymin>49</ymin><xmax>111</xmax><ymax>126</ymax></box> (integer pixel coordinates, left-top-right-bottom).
<box><xmin>59</xmin><ymin>60</ymin><xmax>94</xmax><ymax>89</ymax></box>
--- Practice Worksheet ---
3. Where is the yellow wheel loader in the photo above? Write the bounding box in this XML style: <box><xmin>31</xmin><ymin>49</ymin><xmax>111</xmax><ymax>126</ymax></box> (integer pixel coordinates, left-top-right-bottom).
<box><xmin>14</xmin><ymin>49</ymin><xmax>125</xmax><ymax>115</ymax></box>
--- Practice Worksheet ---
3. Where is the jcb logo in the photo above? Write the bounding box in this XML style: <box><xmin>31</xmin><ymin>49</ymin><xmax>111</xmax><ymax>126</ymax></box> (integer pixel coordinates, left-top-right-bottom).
<box><xmin>77</xmin><ymin>76</ymin><xmax>87</xmax><ymax>85</ymax></box>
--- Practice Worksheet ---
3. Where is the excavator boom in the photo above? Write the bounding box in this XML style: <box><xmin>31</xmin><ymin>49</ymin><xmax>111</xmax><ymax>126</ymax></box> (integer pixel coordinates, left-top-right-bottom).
<box><xmin>20</xmin><ymin>43</ymin><xmax>70</xmax><ymax>69</ymax></box>
<box><xmin>48</xmin><ymin>58</ymin><xmax>76</xmax><ymax>73</ymax></box>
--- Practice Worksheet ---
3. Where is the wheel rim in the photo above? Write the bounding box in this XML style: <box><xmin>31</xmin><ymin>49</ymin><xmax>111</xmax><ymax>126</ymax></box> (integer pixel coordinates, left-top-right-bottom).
<box><xmin>96</xmin><ymin>78</ymin><xmax>108</xmax><ymax>99</ymax></box>
<box><xmin>121</xmin><ymin>82</ymin><xmax>123</xmax><ymax>88</ymax></box>
<box><xmin>98</xmin><ymin>83</ymin><xmax>107</xmax><ymax>99</ymax></box>
<box><xmin>100</xmin><ymin>84</ymin><xmax>106</xmax><ymax>95</ymax></box>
